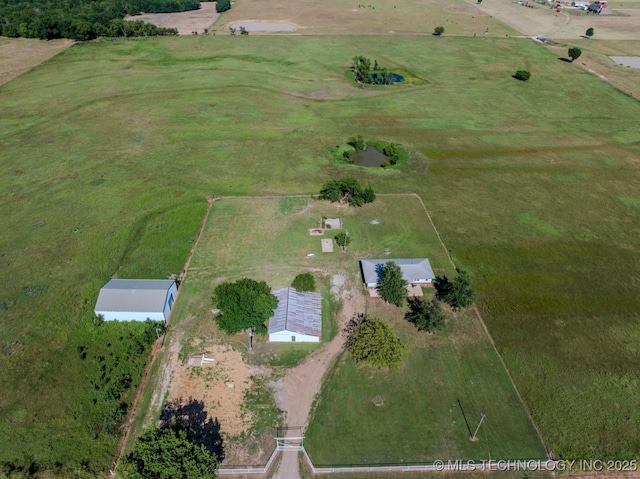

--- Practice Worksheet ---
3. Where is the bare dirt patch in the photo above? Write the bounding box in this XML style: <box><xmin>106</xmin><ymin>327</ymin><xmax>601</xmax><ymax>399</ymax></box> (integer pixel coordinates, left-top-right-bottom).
<box><xmin>469</xmin><ymin>0</ymin><xmax>640</xmax><ymax>39</ymax></box>
<box><xmin>127</xmin><ymin>3</ymin><xmax>220</xmax><ymax>34</ymax></box>
<box><xmin>0</xmin><ymin>38</ymin><xmax>73</xmax><ymax>86</ymax></box>
<box><xmin>167</xmin><ymin>343</ymin><xmax>257</xmax><ymax>437</ymax></box>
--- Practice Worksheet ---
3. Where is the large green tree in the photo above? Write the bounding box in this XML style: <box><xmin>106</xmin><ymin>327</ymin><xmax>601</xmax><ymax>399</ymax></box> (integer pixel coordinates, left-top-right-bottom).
<box><xmin>378</xmin><ymin>261</ymin><xmax>408</xmax><ymax>307</ymax></box>
<box><xmin>405</xmin><ymin>297</ymin><xmax>445</xmax><ymax>333</ymax></box>
<box><xmin>346</xmin><ymin>316</ymin><xmax>407</xmax><ymax>368</ymax></box>
<box><xmin>433</xmin><ymin>271</ymin><xmax>475</xmax><ymax>311</ymax></box>
<box><xmin>118</xmin><ymin>423</ymin><xmax>218</xmax><ymax>479</ymax></box>
<box><xmin>212</xmin><ymin>278</ymin><xmax>278</xmax><ymax>334</ymax></box>
<box><xmin>568</xmin><ymin>47</ymin><xmax>582</xmax><ymax>62</ymax></box>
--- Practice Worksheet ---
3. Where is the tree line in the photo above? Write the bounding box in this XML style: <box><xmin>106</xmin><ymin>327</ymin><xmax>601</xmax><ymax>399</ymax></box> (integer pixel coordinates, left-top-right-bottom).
<box><xmin>0</xmin><ymin>0</ymin><xmax>212</xmax><ymax>40</ymax></box>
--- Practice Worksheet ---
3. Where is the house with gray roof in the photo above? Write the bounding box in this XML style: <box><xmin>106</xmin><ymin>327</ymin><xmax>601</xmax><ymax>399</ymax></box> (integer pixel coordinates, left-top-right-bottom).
<box><xmin>94</xmin><ymin>279</ymin><xmax>178</xmax><ymax>322</ymax></box>
<box><xmin>359</xmin><ymin>258</ymin><xmax>435</xmax><ymax>289</ymax></box>
<box><xmin>268</xmin><ymin>287</ymin><xmax>321</xmax><ymax>342</ymax></box>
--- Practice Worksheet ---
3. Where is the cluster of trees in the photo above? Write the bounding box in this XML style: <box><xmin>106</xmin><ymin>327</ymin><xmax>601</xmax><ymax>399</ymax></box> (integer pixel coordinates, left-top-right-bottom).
<box><xmin>382</xmin><ymin>142</ymin><xmax>401</xmax><ymax>166</ymax></box>
<box><xmin>377</xmin><ymin>261</ymin><xmax>475</xmax><ymax>332</ymax></box>
<box><xmin>433</xmin><ymin>271</ymin><xmax>475</xmax><ymax>310</ymax></box>
<box><xmin>120</xmin><ymin>423</ymin><xmax>219</xmax><ymax>478</ymax></box>
<box><xmin>212</xmin><ymin>278</ymin><xmax>278</xmax><ymax>334</ymax></box>
<box><xmin>405</xmin><ymin>297</ymin><xmax>445</xmax><ymax>333</ymax></box>
<box><xmin>119</xmin><ymin>397</ymin><xmax>224</xmax><ymax>479</ymax></box>
<box><xmin>344</xmin><ymin>314</ymin><xmax>407</xmax><ymax>368</ymax></box>
<box><xmin>0</xmin><ymin>0</ymin><xmax>203</xmax><ymax>40</ymax></box>
<box><xmin>319</xmin><ymin>177</ymin><xmax>376</xmax><ymax>207</ymax></box>
<box><xmin>217</xmin><ymin>0</ymin><xmax>231</xmax><ymax>13</ymax></box>
<box><xmin>351</xmin><ymin>55</ymin><xmax>396</xmax><ymax>85</ymax></box>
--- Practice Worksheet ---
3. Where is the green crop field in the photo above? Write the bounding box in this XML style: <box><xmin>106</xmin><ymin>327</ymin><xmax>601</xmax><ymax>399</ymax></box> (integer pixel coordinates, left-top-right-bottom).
<box><xmin>0</xmin><ymin>29</ymin><xmax>639</xmax><ymax>475</ymax></box>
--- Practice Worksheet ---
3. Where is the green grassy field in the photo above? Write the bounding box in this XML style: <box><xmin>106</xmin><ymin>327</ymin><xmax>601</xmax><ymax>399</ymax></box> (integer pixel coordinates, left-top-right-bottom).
<box><xmin>305</xmin><ymin>302</ymin><xmax>547</xmax><ymax>465</ymax></box>
<box><xmin>1</xmin><ymin>32</ymin><xmax>639</xmax><ymax>474</ymax></box>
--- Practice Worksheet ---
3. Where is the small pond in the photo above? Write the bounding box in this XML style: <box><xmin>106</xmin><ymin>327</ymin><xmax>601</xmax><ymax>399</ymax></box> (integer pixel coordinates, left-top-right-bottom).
<box><xmin>351</xmin><ymin>146</ymin><xmax>389</xmax><ymax>167</ymax></box>
<box><xmin>369</xmin><ymin>72</ymin><xmax>404</xmax><ymax>84</ymax></box>
<box><xmin>609</xmin><ymin>56</ymin><xmax>640</xmax><ymax>69</ymax></box>
<box><xmin>230</xmin><ymin>21</ymin><xmax>296</xmax><ymax>32</ymax></box>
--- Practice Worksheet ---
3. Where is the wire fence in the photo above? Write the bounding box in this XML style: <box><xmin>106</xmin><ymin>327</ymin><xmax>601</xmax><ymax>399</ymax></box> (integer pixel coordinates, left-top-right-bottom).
<box><xmin>218</xmin><ymin>443</ymin><xmax>557</xmax><ymax>476</ymax></box>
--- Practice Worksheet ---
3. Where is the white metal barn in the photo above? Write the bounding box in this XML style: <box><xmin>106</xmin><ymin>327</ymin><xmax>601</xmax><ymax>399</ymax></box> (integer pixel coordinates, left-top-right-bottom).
<box><xmin>94</xmin><ymin>279</ymin><xmax>178</xmax><ymax>322</ymax></box>
<box><xmin>359</xmin><ymin>258</ymin><xmax>435</xmax><ymax>288</ymax></box>
<box><xmin>268</xmin><ymin>287</ymin><xmax>321</xmax><ymax>343</ymax></box>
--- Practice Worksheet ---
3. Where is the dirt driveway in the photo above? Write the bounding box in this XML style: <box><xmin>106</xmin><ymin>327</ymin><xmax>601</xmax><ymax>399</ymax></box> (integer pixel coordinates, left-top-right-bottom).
<box><xmin>271</xmin><ymin>277</ymin><xmax>366</xmax><ymax>479</ymax></box>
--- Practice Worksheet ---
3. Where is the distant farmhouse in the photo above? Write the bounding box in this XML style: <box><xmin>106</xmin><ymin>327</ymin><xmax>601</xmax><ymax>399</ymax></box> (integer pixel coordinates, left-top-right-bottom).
<box><xmin>94</xmin><ymin>279</ymin><xmax>178</xmax><ymax>322</ymax></box>
<box><xmin>268</xmin><ymin>287</ymin><xmax>321</xmax><ymax>343</ymax></box>
<box><xmin>360</xmin><ymin>258</ymin><xmax>435</xmax><ymax>296</ymax></box>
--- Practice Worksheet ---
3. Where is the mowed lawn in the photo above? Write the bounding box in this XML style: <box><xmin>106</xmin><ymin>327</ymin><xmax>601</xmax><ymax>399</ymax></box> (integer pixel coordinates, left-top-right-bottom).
<box><xmin>0</xmin><ymin>34</ymin><xmax>639</xmax><ymax>472</ymax></box>
<box><xmin>305</xmin><ymin>303</ymin><xmax>547</xmax><ymax>465</ymax></box>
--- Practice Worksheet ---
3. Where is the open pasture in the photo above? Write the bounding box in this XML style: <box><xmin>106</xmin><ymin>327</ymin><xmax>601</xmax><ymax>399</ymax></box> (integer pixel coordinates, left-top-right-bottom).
<box><xmin>218</xmin><ymin>0</ymin><xmax>517</xmax><ymax>36</ymax></box>
<box><xmin>0</xmin><ymin>29</ymin><xmax>639</xmax><ymax>473</ymax></box>
<box><xmin>305</xmin><ymin>303</ymin><xmax>547</xmax><ymax>465</ymax></box>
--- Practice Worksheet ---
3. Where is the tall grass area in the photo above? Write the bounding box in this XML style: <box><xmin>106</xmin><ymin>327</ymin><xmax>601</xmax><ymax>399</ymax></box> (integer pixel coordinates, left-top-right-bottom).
<box><xmin>0</xmin><ymin>34</ymin><xmax>639</xmax><ymax>472</ymax></box>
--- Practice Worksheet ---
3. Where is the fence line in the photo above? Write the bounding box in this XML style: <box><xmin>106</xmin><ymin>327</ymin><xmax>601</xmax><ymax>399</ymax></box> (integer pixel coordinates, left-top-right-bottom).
<box><xmin>218</xmin><ymin>447</ymin><xmax>279</xmax><ymax>475</ymax></box>
<box><xmin>218</xmin><ymin>445</ymin><xmax>557</xmax><ymax>476</ymax></box>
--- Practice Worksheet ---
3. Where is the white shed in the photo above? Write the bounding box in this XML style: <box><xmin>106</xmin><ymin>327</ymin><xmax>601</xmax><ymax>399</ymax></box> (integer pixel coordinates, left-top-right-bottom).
<box><xmin>268</xmin><ymin>287</ymin><xmax>321</xmax><ymax>343</ymax></box>
<box><xmin>94</xmin><ymin>279</ymin><xmax>178</xmax><ymax>322</ymax></box>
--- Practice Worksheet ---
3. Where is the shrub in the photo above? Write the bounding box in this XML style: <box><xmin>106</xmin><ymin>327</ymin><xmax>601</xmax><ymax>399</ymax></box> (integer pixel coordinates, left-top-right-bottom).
<box><xmin>514</xmin><ymin>69</ymin><xmax>531</xmax><ymax>81</ymax></box>
<box><xmin>585</xmin><ymin>27</ymin><xmax>594</xmax><ymax>37</ymax></box>
<box><xmin>291</xmin><ymin>273</ymin><xmax>316</xmax><ymax>292</ymax></box>
<box><xmin>347</xmin><ymin>135</ymin><xmax>366</xmax><ymax>151</ymax></box>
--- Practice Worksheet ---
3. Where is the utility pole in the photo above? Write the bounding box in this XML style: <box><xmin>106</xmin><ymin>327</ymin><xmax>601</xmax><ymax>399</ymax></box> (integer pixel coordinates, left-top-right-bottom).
<box><xmin>470</xmin><ymin>414</ymin><xmax>486</xmax><ymax>441</ymax></box>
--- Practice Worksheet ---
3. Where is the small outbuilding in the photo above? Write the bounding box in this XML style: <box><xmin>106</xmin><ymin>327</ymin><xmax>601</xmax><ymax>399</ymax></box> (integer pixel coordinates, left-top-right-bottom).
<box><xmin>94</xmin><ymin>279</ymin><xmax>178</xmax><ymax>322</ymax></box>
<box><xmin>268</xmin><ymin>287</ymin><xmax>321</xmax><ymax>343</ymax></box>
<box><xmin>360</xmin><ymin>258</ymin><xmax>435</xmax><ymax>288</ymax></box>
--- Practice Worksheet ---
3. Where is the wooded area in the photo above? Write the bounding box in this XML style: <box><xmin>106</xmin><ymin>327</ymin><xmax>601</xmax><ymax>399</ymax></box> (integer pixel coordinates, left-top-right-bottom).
<box><xmin>0</xmin><ymin>0</ymin><xmax>209</xmax><ymax>39</ymax></box>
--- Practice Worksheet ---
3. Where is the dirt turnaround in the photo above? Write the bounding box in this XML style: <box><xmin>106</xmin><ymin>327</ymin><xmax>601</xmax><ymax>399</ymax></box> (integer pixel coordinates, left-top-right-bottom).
<box><xmin>271</xmin><ymin>277</ymin><xmax>365</xmax><ymax>479</ymax></box>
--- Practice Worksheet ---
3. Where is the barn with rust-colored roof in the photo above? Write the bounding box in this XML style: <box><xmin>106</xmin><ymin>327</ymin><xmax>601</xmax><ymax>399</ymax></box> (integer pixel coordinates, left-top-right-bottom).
<box><xmin>268</xmin><ymin>287</ymin><xmax>321</xmax><ymax>342</ymax></box>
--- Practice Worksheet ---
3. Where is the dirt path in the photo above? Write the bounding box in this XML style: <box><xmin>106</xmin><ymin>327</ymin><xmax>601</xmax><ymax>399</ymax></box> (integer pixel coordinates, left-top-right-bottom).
<box><xmin>271</xmin><ymin>279</ymin><xmax>366</xmax><ymax>479</ymax></box>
